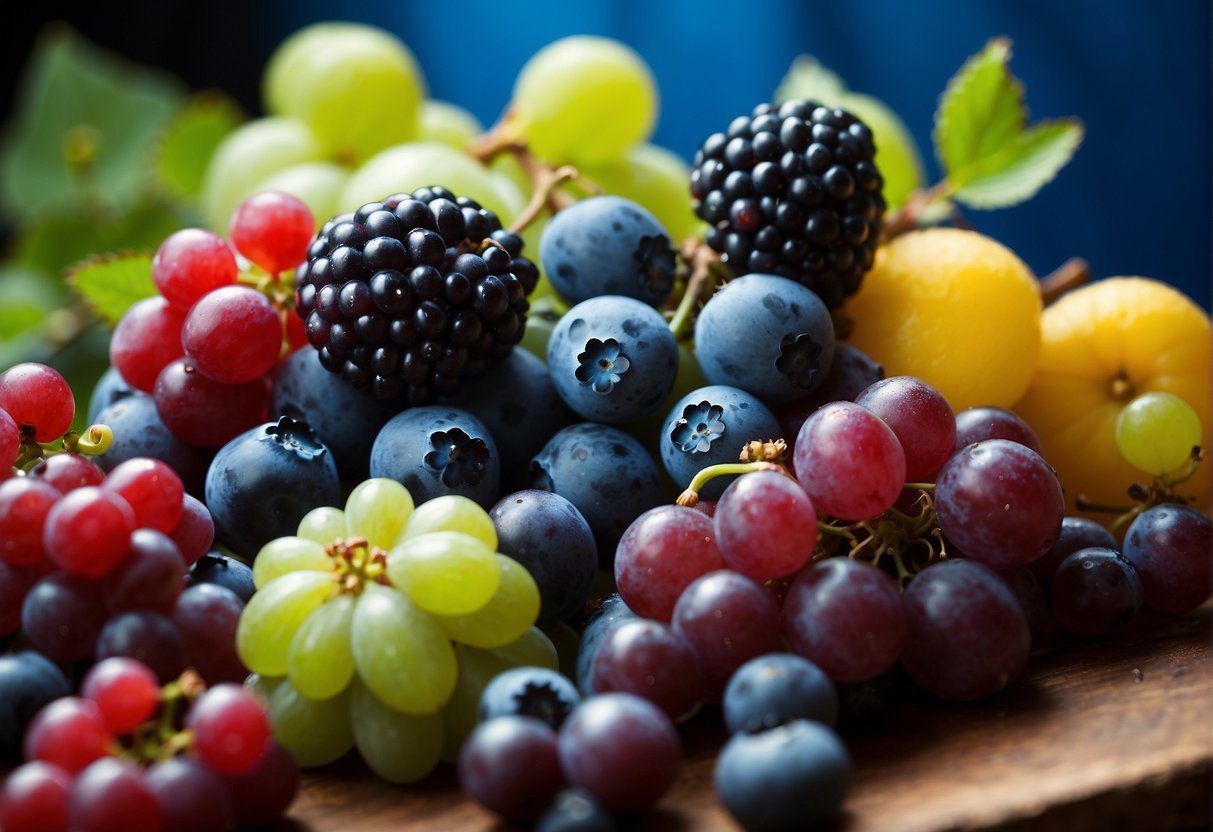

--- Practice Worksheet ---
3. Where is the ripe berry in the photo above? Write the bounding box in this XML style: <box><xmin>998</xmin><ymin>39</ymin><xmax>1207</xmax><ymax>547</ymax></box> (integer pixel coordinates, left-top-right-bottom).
<box><xmin>102</xmin><ymin>458</ymin><xmax>185</xmax><ymax>533</ymax></box>
<box><xmin>109</xmin><ymin>297</ymin><xmax>186</xmax><ymax>393</ymax></box>
<box><xmin>230</xmin><ymin>191</ymin><xmax>314</xmax><ymax>275</ymax></box>
<box><xmin>0</xmin><ymin>761</ymin><xmax>73</xmax><ymax>832</ymax></box>
<box><xmin>81</xmin><ymin>658</ymin><xmax>161</xmax><ymax>734</ymax></box>
<box><xmin>187</xmin><ymin>684</ymin><xmax>270</xmax><ymax>774</ymax></box>
<box><xmin>43</xmin><ymin>487</ymin><xmax>137</xmax><ymax>578</ymax></box>
<box><xmin>153</xmin><ymin>359</ymin><xmax>268</xmax><ymax>448</ymax></box>
<box><xmin>0</xmin><ymin>364</ymin><xmax>74</xmax><ymax>442</ymax></box>
<box><xmin>0</xmin><ymin>477</ymin><xmax>61</xmax><ymax>566</ymax></box>
<box><xmin>29</xmin><ymin>453</ymin><xmax>106</xmax><ymax>493</ymax></box>
<box><xmin>182</xmin><ymin>286</ymin><xmax>282</xmax><ymax>384</ymax></box>
<box><xmin>152</xmin><ymin>228</ymin><xmax>238</xmax><ymax>312</ymax></box>
<box><xmin>23</xmin><ymin>697</ymin><xmax>112</xmax><ymax>773</ymax></box>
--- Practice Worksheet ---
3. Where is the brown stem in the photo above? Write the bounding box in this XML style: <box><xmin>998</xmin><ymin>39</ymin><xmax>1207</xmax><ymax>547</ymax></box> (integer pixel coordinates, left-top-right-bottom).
<box><xmin>466</xmin><ymin>110</ymin><xmax>520</xmax><ymax>164</ymax></box>
<box><xmin>880</xmin><ymin>180</ymin><xmax>952</xmax><ymax>241</ymax></box>
<box><xmin>1039</xmin><ymin>257</ymin><xmax>1091</xmax><ymax>304</ymax></box>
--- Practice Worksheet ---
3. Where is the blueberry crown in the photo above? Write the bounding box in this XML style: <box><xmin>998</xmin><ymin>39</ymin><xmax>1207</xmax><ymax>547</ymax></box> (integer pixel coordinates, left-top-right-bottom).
<box><xmin>424</xmin><ymin>427</ymin><xmax>490</xmax><ymax>487</ymax></box>
<box><xmin>671</xmin><ymin>401</ymin><xmax>727</xmax><ymax>454</ymax></box>
<box><xmin>575</xmin><ymin>338</ymin><xmax>631</xmax><ymax>394</ymax></box>
<box><xmin>263</xmin><ymin>415</ymin><xmax>327</xmax><ymax>461</ymax></box>
<box><xmin>776</xmin><ymin>332</ymin><xmax>825</xmax><ymax>389</ymax></box>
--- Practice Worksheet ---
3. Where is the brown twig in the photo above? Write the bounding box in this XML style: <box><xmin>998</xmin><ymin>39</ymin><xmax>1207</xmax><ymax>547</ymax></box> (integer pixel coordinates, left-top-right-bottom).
<box><xmin>1039</xmin><ymin>257</ymin><xmax>1091</xmax><ymax>304</ymax></box>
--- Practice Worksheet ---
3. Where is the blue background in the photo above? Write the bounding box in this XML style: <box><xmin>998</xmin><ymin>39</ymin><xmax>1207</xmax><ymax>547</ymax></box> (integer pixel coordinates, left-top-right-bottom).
<box><xmin>259</xmin><ymin>0</ymin><xmax>1211</xmax><ymax>308</ymax></box>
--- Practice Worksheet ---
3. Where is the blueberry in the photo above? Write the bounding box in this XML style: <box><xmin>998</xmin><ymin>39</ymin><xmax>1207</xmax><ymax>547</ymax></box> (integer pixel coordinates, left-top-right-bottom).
<box><xmin>536</xmin><ymin>788</ymin><xmax>616</xmax><ymax>832</ymax></box>
<box><xmin>530</xmin><ymin>423</ymin><xmax>664</xmax><ymax>566</ymax></box>
<box><xmin>575</xmin><ymin>594</ymin><xmax>637</xmax><ymax>695</ymax></box>
<box><xmin>694</xmin><ymin>274</ymin><xmax>836</xmax><ymax>402</ymax></box>
<box><xmin>370</xmin><ymin>406</ymin><xmax>500</xmax><ymax>507</ymax></box>
<box><xmin>660</xmin><ymin>385</ymin><xmax>781</xmax><ymax>499</ymax></box>
<box><xmin>205</xmin><ymin>416</ymin><xmax>341</xmax><ymax>557</ymax></box>
<box><xmin>185</xmin><ymin>552</ymin><xmax>256</xmax><ymax>604</ymax></box>
<box><xmin>714</xmin><ymin>720</ymin><xmax>851</xmax><ymax>831</ymax></box>
<box><xmin>94</xmin><ymin>394</ymin><xmax>213</xmax><ymax>497</ymax></box>
<box><xmin>723</xmin><ymin>654</ymin><xmax>838</xmax><ymax>734</ymax></box>
<box><xmin>0</xmin><ymin>651</ymin><xmax>70</xmax><ymax>761</ymax></box>
<box><xmin>87</xmin><ymin>366</ymin><xmax>134</xmax><ymax>424</ymax></box>
<box><xmin>540</xmin><ymin>196</ymin><xmax>677</xmax><ymax>307</ymax></box>
<box><xmin>478</xmin><ymin>666</ymin><xmax>582</xmax><ymax>729</ymax></box>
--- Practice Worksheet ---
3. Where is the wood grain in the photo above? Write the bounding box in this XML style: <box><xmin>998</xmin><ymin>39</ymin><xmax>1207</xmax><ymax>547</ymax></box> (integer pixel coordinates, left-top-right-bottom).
<box><xmin>284</xmin><ymin>607</ymin><xmax>1212</xmax><ymax>832</ymax></box>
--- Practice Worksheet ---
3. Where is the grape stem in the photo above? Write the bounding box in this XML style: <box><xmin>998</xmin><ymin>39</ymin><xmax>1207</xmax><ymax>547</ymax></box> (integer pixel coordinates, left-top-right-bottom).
<box><xmin>902</xmin><ymin>482</ymin><xmax>936</xmax><ymax>492</ymax></box>
<box><xmin>668</xmin><ymin>241</ymin><xmax>728</xmax><ymax>340</ymax></box>
<box><xmin>676</xmin><ymin>461</ymin><xmax>782</xmax><ymax>507</ymax></box>
<box><xmin>15</xmin><ymin>423</ymin><xmax>114</xmax><ymax>470</ymax></box>
<box><xmin>1039</xmin><ymin>257</ymin><xmax>1091</xmax><ymax>304</ymax></box>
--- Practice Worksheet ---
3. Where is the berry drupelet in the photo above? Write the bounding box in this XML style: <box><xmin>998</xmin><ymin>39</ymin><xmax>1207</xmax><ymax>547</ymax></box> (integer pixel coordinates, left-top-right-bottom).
<box><xmin>295</xmin><ymin>187</ymin><xmax>539</xmax><ymax>404</ymax></box>
<box><xmin>690</xmin><ymin>100</ymin><xmax>886</xmax><ymax>309</ymax></box>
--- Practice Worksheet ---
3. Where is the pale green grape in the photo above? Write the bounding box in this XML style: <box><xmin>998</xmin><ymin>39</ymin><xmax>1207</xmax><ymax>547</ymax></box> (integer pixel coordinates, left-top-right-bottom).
<box><xmin>386</xmin><ymin>532</ymin><xmax>500</xmax><ymax>615</ymax></box>
<box><xmin>581</xmin><ymin>144</ymin><xmax>705</xmax><ymax>244</ymax></box>
<box><xmin>341</xmin><ymin>142</ymin><xmax>524</xmax><ymax>223</ymax></box>
<box><xmin>255</xmin><ymin>161</ymin><xmax>348</xmax><ymax>229</ymax></box>
<box><xmin>288</xmin><ymin>594</ymin><xmax>356</xmax><ymax>700</ymax></box>
<box><xmin>519</xmin><ymin>296</ymin><xmax>565</xmax><ymax>364</ymax></box>
<box><xmin>236</xmin><ymin>571</ymin><xmax>336</xmax><ymax>676</ymax></box>
<box><xmin>297</xmin><ymin>506</ymin><xmax>346</xmax><ymax>545</ymax></box>
<box><xmin>263</xmin><ymin>23</ymin><xmax>424</xmax><ymax>164</ymax></box>
<box><xmin>439</xmin><ymin>644</ymin><xmax>514</xmax><ymax>761</ymax></box>
<box><xmin>253</xmin><ymin>536</ymin><xmax>330</xmax><ymax>590</ymax></box>
<box><xmin>349</xmin><ymin>680</ymin><xmax>443</xmax><ymax>783</ymax></box>
<box><xmin>1115</xmin><ymin>392</ymin><xmax>1203</xmax><ymax>476</ymax></box>
<box><xmin>399</xmin><ymin>495</ymin><xmax>497</xmax><ymax>550</ymax></box>
<box><xmin>512</xmin><ymin>36</ymin><xmax>657</xmax><ymax>165</ymax></box>
<box><xmin>267</xmin><ymin>678</ymin><xmax>354</xmax><ymax>767</ymax></box>
<box><xmin>202</xmin><ymin>117</ymin><xmax>322</xmax><ymax>230</ymax></box>
<box><xmin>350</xmin><ymin>584</ymin><xmax>457</xmax><ymax>714</ymax></box>
<box><xmin>419</xmin><ymin>101</ymin><xmax>482</xmax><ymax>150</ymax></box>
<box><xmin>434</xmin><ymin>555</ymin><xmax>540</xmax><ymax>648</ymax></box>
<box><xmin>487</xmin><ymin>626</ymin><xmax>560</xmax><ymax>672</ymax></box>
<box><xmin>344</xmin><ymin>478</ymin><xmax>414</xmax><ymax>549</ymax></box>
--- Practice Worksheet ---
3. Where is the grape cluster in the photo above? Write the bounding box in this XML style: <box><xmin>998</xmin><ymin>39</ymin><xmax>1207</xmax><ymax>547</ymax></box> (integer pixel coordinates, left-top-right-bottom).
<box><xmin>294</xmin><ymin>187</ymin><xmax>539</xmax><ymax>404</ymax></box>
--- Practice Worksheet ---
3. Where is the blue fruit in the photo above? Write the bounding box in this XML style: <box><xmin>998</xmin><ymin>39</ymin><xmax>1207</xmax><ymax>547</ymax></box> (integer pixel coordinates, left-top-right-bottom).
<box><xmin>370</xmin><ymin>406</ymin><xmax>500</xmax><ymax>507</ymax></box>
<box><xmin>205</xmin><ymin>416</ymin><xmax>341</xmax><ymax>557</ymax></box>
<box><xmin>94</xmin><ymin>394</ymin><xmax>213</xmax><ymax>496</ymax></box>
<box><xmin>723</xmin><ymin>654</ymin><xmax>838</xmax><ymax>734</ymax></box>
<box><xmin>714</xmin><ymin>719</ymin><xmax>851</xmax><ymax>832</ymax></box>
<box><xmin>490</xmin><ymin>490</ymin><xmax>597</xmax><ymax>623</ymax></box>
<box><xmin>270</xmin><ymin>348</ymin><xmax>402</xmax><ymax>482</ymax></box>
<box><xmin>575</xmin><ymin>594</ymin><xmax>637</xmax><ymax>695</ymax></box>
<box><xmin>540</xmin><ymin>195</ymin><xmax>676</xmax><ymax>307</ymax></box>
<box><xmin>185</xmin><ymin>552</ymin><xmax>256</xmax><ymax>604</ymax></box>
<box><xmin>660</xmin><ymin>385</ymin><xmax>781</xmax><ymax>499</ymax></box>
<box><xmin>0</xmin><ymin>651</ymin><xmax>71</xmax><ymax>761</ymax></box>
<box><xmin>87</xmin><ymin>366</ymin><xmax>135</xmax><ymax>424</ymax></box>
<box><xmin>536</xmin><ymin>788</ymin><xmax>616</xmax><ymax>832</ymax></box>
<box><xmin>695</xmin><ymin>274</ymin><xmax>836</xmax><ymax>402</ymax></box>
<box><xmin>547</xmin><ymin>296</ymin><xmax>678</xmax><ymax>424</ymax></box>
<box><xmin>530</xmin><ymin>423</ymin><xmax>664</xmax><ymax>565</ymax></box>
<box><xmin>478</xmin><ymin>666</ymin><xmax>582</xmax><ymax>729</ymax></box>
<box><xmin>446</xmin><ymin>349</ymin><xmax>574</xmax><ymax>491</ymax></box>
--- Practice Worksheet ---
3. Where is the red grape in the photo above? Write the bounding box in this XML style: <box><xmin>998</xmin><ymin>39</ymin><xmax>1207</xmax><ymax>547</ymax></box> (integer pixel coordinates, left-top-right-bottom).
<box><xmin>103</xmin><ymin>458</ymin><xmax>184</xmax><ymax>532</ymax></box>
<box><xmin>715</xmin><ymin>471</ymin><xmax>817</xmax><ymax>580</ymax></box>
<box><xmin>0</xmin><ymin>364</ymin><xmax>74</xmax><ymax>442</ymax></box>
<box><xmin>29</xmin><ymin>453</ymin><xmax>106</xmax><ymax>493</ymax></box>
<box><xmin>1028</xmin><ymin>516</ymin><xmax>1116</xmax><ymax>582</ymax></box>
<box><xmin>23</xmin><ymin>697</ymin><xmax>112</xmax><ymax>773</ymax></box>
<box><xmin>855</xmin><ymin>376</ymin><xmax>956</xmax><ymax>481</ymax></box>
<box><xmin>168</xmin><ymin>493</ymin><xmax>215</xmax><ymax>564</ymax></box>
<box><xmin>773</xmin><ymin>342</ymin><xmax>885</xmax><ymax>454</ymax></box>
<box><xmin>70</xmin><ymin>757</ymin><xmax>163</xmax><ymax>832</ymax></box>
<box><xmin>229</xmin><ymin>191</ymin><xmax>314</xmax><ymax>275</ymax></box>
<box><xmin>614</xmin><ymin>505</ymin><xmax>725</xmax><ymax>621</ymax></box>
<box><xmin>153</xmin><ymin>228</ymin><xmax>238</xmax><ymax>312</ymax></box>
<box><xmin>793</xmin><ymin>402</ymin><xmax>906</xmax><ymax>521</ymax></box>
<box><xmin>187</xmin><ymin>684</ymin><xmax>270</xmax><ymax>774</ymax></box>
<box><xmin>95</xmin><ymin>611</ymin><xmax>187</xmax><ymax>683</ymax></box>
<box><xmin>153</xmin><ymin>358</ymin><xmax>267</xmax><ymax>447</ymax></box>
<box><xmin>172</xmin><ymin>584</ymin><xmax>247</xmax><ymax>684</ymax></box>
<box><xmin>782</xmin><ymin>558</ymin><xmax>906</xmax><ymax>683</ymax></box>
<box><xmin>43</xmin><ymin>486</ymin><xmax>137</xmax><ymax>578</ymax></box>
<box><xmin>0</xmin><ymin>477</ymin><xmax>61</xmax><ymax>566</ymax></box>
<box><xmin>21</xmin><ymin>573</ymin><xmax>109</xmax><ymax>662</ymax></box>
<box><xmin>0</xmin><ymin>407</ymin><xmax>18</xmax><ymax>468</ymax></box>
<box><xmin>103</xmin><ymin>529</ymin><xmax>186</xmax><ymax>613</ymax></box>
<box><xmin>954</xmin><ymin>406</ymin><xmax>1043</xmax><ymax>455</ymax></box>
<box><xmin>1122</xmin><ymin>504</ymin><xmax>1212</xmax><ymax>613</ymax></box>
<box><xmin>81</xmin><ymin>657</ymin><xmax>161</xmax><ymax>733</ymax></box>
<box><xmin>591</xmin><ymin>620</ymin><xmax>700</xmax><ymax>719</ymax></box>
<box><xmin>109</xmin><ymin>297</ymin><xmax>186</xmax><ymax>393</ymax></box>
<box><xmin>459</xmin><ymin>716</ymin><xmax>565</xmax><ymax>821</ymax></box>
<box><xmin>220</xmin><ymin>741</ymin><xmax>299</xmax><ymax>826</ymax></box>
<box><xmin>1051</xmin><ymin>547</ymin><xmax>1143</xmax><ymax>636</ymax></box>
<box><xmin>145</xmin><ymin>757</ymin><xmax>233</xmax><ymax>832</ymax></box>
<box><xmin>182</xmin><ymin>286</ymin><xmax>282</xmax><ymax>384</ymax></box>
<box><xmin>935</xmin><ymin>440</ymin><xmax>1064</xmax><ymax>569</ymax></box>
<box><xmin>0</xmin><ymin>761</ymin><xmax>72</xmax><ymax>832</ymax></box>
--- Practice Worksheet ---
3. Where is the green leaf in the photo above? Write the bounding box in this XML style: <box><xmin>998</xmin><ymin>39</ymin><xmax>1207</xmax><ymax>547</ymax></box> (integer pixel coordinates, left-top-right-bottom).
<box><xmin>0</xmin><ymin>269</ymin><xmax>60</xmax><ymax>339</ymax></box>
<box><xmin>67</xmin><ymin>252</ymin><xmax>156</xmax><ymax>325</ymax></box>
<box><xmin>952</xmin><ymin>120</ymin><xmax>1084</xmax><ymax>209</ymax></box>
<box><xmin>774</xmin><ymin>56</ymin><xmax>848</xmax><ymax>105</ymax></box>
<box><xmin>0</xmin><ymin>25</ymin><xmax>186</xmax><ymax>220</ymax></box>
<box><xmin>154</xmin><ymin>92</ymin><xmax>244</xmax><ymax>200</ymax></box>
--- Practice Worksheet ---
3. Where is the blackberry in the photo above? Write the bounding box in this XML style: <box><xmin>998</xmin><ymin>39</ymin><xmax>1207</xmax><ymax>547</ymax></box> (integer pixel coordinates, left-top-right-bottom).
<box><xmin>294</xmin><ymin>186</ymin><xmax>538</xmax><ymax>404</ymax></box>
<box><xmin>690</xmin><ymin>100</ymin><xmax>886</xmax><ymax>309</ymax></box>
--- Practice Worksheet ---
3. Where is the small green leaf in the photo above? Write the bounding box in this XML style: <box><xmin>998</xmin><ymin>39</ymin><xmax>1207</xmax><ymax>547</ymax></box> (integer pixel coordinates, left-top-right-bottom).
<box><xmin>155</xmin><ymin>93</ymin><xmax>244</xmax><ymax>200</ymax></box>
<box><xmin>934</xmin><ymin>39</ymin><xmax>1024</xmax><ymax>180</ymax></box>
<box><xmin>952</xmin><ymin>120</ymin><xmax>1084</xmax><ymax>209</ymax></box>
<box><xmin>67</xmin><ymin>252</ymin><xmax>156</xmax><ymax>325</ymax></box>
<box><xmin>774</xmin><ymin>56</ymin><xmax>848</xmax><ymax>105</ymax></box>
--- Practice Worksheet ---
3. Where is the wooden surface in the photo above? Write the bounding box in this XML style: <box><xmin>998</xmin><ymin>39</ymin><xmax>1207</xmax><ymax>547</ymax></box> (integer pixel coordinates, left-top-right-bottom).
<box><xmin>284</xmin><ymin>607</ymin><xmax>1212</xmax><ymax>832</ymax></box>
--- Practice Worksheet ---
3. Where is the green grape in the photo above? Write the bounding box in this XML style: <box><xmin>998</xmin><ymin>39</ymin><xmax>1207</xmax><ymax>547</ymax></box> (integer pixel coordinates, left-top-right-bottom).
<box><xmin>490</xmin><ymin>153</ymin><xmax>531</xmax><ymax>198</ymax></box>
<box><xmin>433</xmin><ymin>555</ymin><xmax>540</xmax><ymax>648</ymax></box>
<box><xmin>344</xmin><ymin>478</ymin><xmax>414</xmax><ymax>549</ymax></box>
<box><xmin>512</xmin><ymin>36</ymin><xmax>657</xmax><ymax>165</ymax></box>
<box><xmin>581</xmin><ymin>144</ymin><xmax>705</xmax><ymax>244</ymax></box>
<box><xmin>1115</xmin><ymin>391</ymin><xmax>1203</xmax><ymax>476</ymax></box>
<box><xmin>386</xmin><ymin>532</ymin><xmax>500</xmax><ymax>615</ymax></box>
<box><xmin>255</xmin><ymin>161</ymin><xmax>348</xmax><ymax>229</ymax></box>
<box><xmin>419</xmin><ymin>101</ymin><xmax>483</xmax><ymax>150</ymax></box>
<box><xmin>487</xmin><ymin>626</ymin><xmax>560</xmax><ymax>671</ymax></box>
<box><xmin>237</xmin><ymin>571</ymin><xmax>336</xmax><ymax>676</ymax></box>
<box><xmin>350</xmin><ymin>584</ymin><xmax>457</xmax><ymax>714</ymax></box>
<box><xmin>244</xmin><ymin>673</ymin><xmax>282</xmax><ymax>703</ymax></box>
<box><xmin>297</xmin><ymin>506</ymin><xmax>347</xmax><ymax>545</ymax></box>
<box><xmin>399</xmin><ymin>495</ymin><xmax>497</xmax><ymax>550</ymax></box>
<box><xmin>439</xmin><ymin>645</ymin><xmax>513</xmax><ymax>761</ymax></box>
<box><xmin>519</xmin><ymin>296</ymin><xmax>565</xmax><ymax>363</ymax></box>
<box><xmin>253</xmin><ymin>536</ymin><xmax>330</xmax><ymax>589</ymax></box>
<box><xmin>341</xmin><ymin>142</ymin><xmax>525</xmax><ymax>223</ymax></box>
<box><xmin>202</xmin><ymin>117</ymin><xmax>322</xmax><ymax>230</ymax></box>
<box><xmin>263</xmin><ymin>23</ymin><xmax>425</xmax><ymax>164</ymax></box>
<box><xmin>349</xmin><ymin>680</ymin><xmax>443</xmax><ymax>783</ymax></box>
<box><xmin>288</xmin><ymin>594</ymin><xmax>356</xmax><ymax>700</ymax></box>
<box><xmin>267</xmin><ymin>679</ymin><xmax>355</xmax><ymax>767</ymax></box>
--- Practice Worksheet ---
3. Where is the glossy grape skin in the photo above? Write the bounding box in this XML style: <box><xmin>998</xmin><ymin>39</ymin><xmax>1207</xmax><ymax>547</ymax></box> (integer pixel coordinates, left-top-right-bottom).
<box><xmin>856</xmin><ymin>376</ymin><xmax>956</xmax><ymax>481</ymax></box>
<box><xmin>715</xmin><ymin>471</ymin><xmax>817</xmax><ymax>580</ymax></box>
<box><xmin>1051</xmin><ymin>547</ymin><xmax>1144</xmax><ymax>637</ymax></box>
<box><xmin>371</xmin><ymin>407</ymin><xmax>502</xmax><ymax>509</ymax></box>
<box><xmin>397</xmin><ymin>493</ymin><xmax>486</xmax><ymax>548</ymax></box>
<box><xmin>220</xmin><ymin>741</ymin><xmax>299</xmax><ymax>826</ymax></box>
<box><xmin>95</xmin><ymin>611</ymin><xmax>186</xmax><ymax>683</ymax></box>
<box><xmin>22</xmin><ymin>573</ymin><xmax>109</xmax><ymax>663</ymax></box>
<box><xmin>459</xmin><ymin>716</ymin><xmax>565</xmax><ymax>821</ymax></box>
<box><xmin>186</xmin><ymin>551</ymin><xmax>255</xmax><ymax>602</ymax></box>
<box><xmin>613</xmin><ymin>505</ymin><xmax>724</xmax><ymax>622</ymax></box>
<box><xmin>477</xmin><ymin>666</ymin><xmax>581</xmax><ymax>729</ymax></box>
<box><xmin>936</xmin><ymin>440</ymin><xmax>1065</xmax><ymax>569</ymax></box>
<box><xmin>173</xmin><ymin>584</ymin><xmax>247</xmax><ymax>684</ymax></box>
<box><xmin>152</xmin><ymin>228</ymin><xmax>238</xmax><ymax>312</ymax></box>
<box><xmin>387</xmin><ymin>531</ymin><xmax>500</xmax><ymax>615</ymax></box>
<box><xmin>29</xmin><ymin>453</ymin><xmax>106</xmax><ymax>493</ymax></box>
<box><xmin>103</xmin><ymin>458</ymin><xmax>184</xmax><ymax>533</ymax></box>
<box><xmin>0</xmin><ymin>407</ymin><xmax>18</xmax><ymax>469</ymax></box>
<box><xmin>170</xmin><ymin>495</ymin><xmax>216</xmax><ymax>565</ymax></box>
<box><xmin>229</xmin><ymin>190</ymin><xmax>314</xmax><ymax>274</ymax></box>
<box><xmin>264</xmin><ymin>679</ymin><xmax>354</xmax><ymax>767</ymax></box>
<box><xmin>286</xmin><ymin>593</ymin><xmax>354</xmax><ymax>700</ymax></box>
<box><xmin>773</xmin><ymin>342</ymin><xmax>885</xmax><ymax>454</ymax></box>
<box><xmin>782</xmin><ymin>558</ymin><xmax>906</xmax><ymax>683</ymax></box>
<box><xmin>153</xmin><ymin>359</ymin><xmax>268</xmax><ymax>448</ymax></box>
<box><xmin>591</xmin><ymin>620</ymin><xmax>699</xmax><ymax>719</ymax></box>
<box><xmin>432</xmin><ymin>555</ymin><xmax>540</xmax><ymax>649</ymax></box>
<box><xmin>998</xmin><ymin>567</ymin><xmax>1053</xmax><ymax>649</ymax></box>
<box><xmin>0</xmin><ymin>761</ymin><xmax>72</xmax><ymax>832</ymax></box>
<box><xmin>188</xmin><ymin>684</ymin><xmax>270</xmax><ymax>774</ymax></box>
<box><xmin>94</xmin><ymin>394</ymin><xmax>213</xmax><ymax>496</ymax></box>
<box><xmin>0</xmin><ymin>652</ymin><xmax>70</xmax><ymax>760</ymax></box>
<box><xmin>490</xmin><ymin>490</ymin><xmax>597</xmax><ymax>623</ymax></box>
<box><xmin>1122</xmin><ymin>504</ymin><xmax>1212</xmax><ymax>613</ymax></box>
<box><xmin>238</xmin><ymin>571</ymin><xmax>338</xmax><ymax>677</ymax></box>
<box><xmin>1028</xmin><ymin>516</ymin><xmax>1117</xmax><ymax>582</ymax></box>
<box><xmin>23</xmin><ymin>697</ymin><xmax>111</xmax><ymax>774</ymax></box>
<box><xmin>0</xmin><ymin>364</ymin><xmax>74</xmax><ymax>442</ymax></box>
<box><xmin>70</xmin><ymin>757</ymin><xmax>163</xmax><ymax>832</ymax></box>
<box><xmin>954</xmin><ymin>406</ymin><xmax>1043</xmax><ymax>455</ymax></box>
<box><xmin>145</xmin><ymin>757</ymin><xmax>233</xmax><ymax>832</ymax></box>
<box><xmin>1114</xmin><ymin>391</ymin><xmax>1203</xmax><ymax>475</ymax></box>
<box><xmin>182</xmin><ymin>286</ymin><xmax>282</xmax><ymax>384</ymax></box>
<box><xmin>0</xmin><ymin>477</ymin><xmax>60</xmax><ymax>566</ymax></box>
<box><xmin>42</xmin><ymin>486</ymin><xmax>136</xmax><ymax>578</ymax></box>
<box><xmin>723</xmin><ymin>653</ymin><xmax>837</xmax><ymax>733</ymax></box>
<box><xmin>109</xmin><ymin>297</ymin><xmax>185</xmax><ymax>393</ymax></box>
<box><xmin>900</xmin><ymin>560</ymin><xmax>1030</xmax><ymax>701</ymax></box>
<box><xmin>794</xmin><ymin>401</ymin><xmax>906</xmax><ymax>521</ymax></box>
<box><xmin>81</xmin><ymin>658</ymin><xmax>159</xmax><ymax>733</ymax></box>
<box><xmin>576</xmin><ymin>594</ymin><xmax>637</xmax><ymax>695</ymax></box>
<box><xmin>350</xmin><ymin>680</ymin><xmax>444</xmax><ymax>784</ymax></box>
<box><xmin>535</xmin><ymin>788</ymin><xmax>615</xmax><ymax>832</ymax></box>
<box><xmin>557</xmin><ymin>693</ymin><xmax>680</xmax><ymax>812</ymax></box>
<box><xmin>714</xmin><ymin>719</ymin><xmax>851</xmax><ymax>832</ymax></box>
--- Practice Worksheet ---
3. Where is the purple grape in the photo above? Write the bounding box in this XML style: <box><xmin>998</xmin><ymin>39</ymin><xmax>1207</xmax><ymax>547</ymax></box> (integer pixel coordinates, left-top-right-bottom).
<box><xmin>1051</xmin><ymin>547</ymin><xmax>1143</xmax><ymax>636</ymax></box>
<box><xmin>900</xmin><ymin>560</ymin><xmax>1029</xmax><ymax>700</ymax></box>
<box><xmin>21</xmin><ymin>573</ymin><xmax>108</xmax><ymax>663</ymax></box>
<box><xmin>782</xmin><ymin>558</ymin><xmax>906</xmax><ymax>683</ymax></box>
<box><xmin>575</xmin><ymin>595</ymin><xmax>636</xmax><ymax>695</ymax></box>
<box><xmin>220</xmin><ymin>741</ymin><xmax>298</xmax><ymax>827</ymax></box>
<box><xmin>171</xmin><ymin>584</ymin><xmax>246</xmax><ymax>684</ymax></box>
<box><xmin>95</xmin><ymin>611</ymin><xmax>186</xmax><ymax>683</ymax></box>
<box><xmin>478</xmin><ymin>667</ymin><xmax>581</xmax><ymax>730</ymax></box>
<box><xmin>1028</xmin><ymin>516</ymin><xmax>1116</xmax><ymax>582</ymax></box>
<box><xmin>998</xmin><ymin>567</ymin><xmax>1052</xmax><ymax>648</ymax></box>
<box><xmin>459</xmin><ymin>716</ymin><xmax>564</xmax><ymax>821</ymax></box>
<box><xmin>954</xmin><ymin>406</ymin><xmax>1043</xmax><ymax>454</ymax></box>
<box><xmin>103</xmin><ymin>529</ymin><xmax>186</xmax><ymax>614</ymax></box>
<box><xmin>535</xmin><ymin>788</ymin><xmax>614</xmax><ymax>832</ymax></box>
<box><xmin>0</xmin><ymin>560</ymin><xmax>37</xmax><ymax>637</ymax></box>
<box><xmin>591</xmin><ymin>620</ymin><xmax>699</xmax><ymax>719</ymax></box>
<box><xmin>723</xmin><ymin>653</ymin><xmax>837</xmax><ymax>734</ymax></box>
<box><xmin>144</xmin><ymin>757</ymin><xmax>233</xmax><ymax>832</ymax></box>
<box><xmin>855</xmin><ymin>376</ymin><xmax>956</xmax><ymax>482</ymax></box>
<box><xmin>774</xmin><ymin>343</ymin><xmax>884</xmax><ymax>453</ymax></box>
<box><xmin>1122</xmin><ymin>504</ymin><xmax>1212</xmax><ymax>613</ymax></box>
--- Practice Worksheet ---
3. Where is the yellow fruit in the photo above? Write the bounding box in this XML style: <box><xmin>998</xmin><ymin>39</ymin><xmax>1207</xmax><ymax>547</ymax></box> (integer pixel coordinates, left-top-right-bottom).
<box><xmin>1015</xmin><ymin>277</ymin><xmax>1211</xmax><ymax>514</ymax></box>
<box><xmin>846</xmin><ymin>228</ymin><xmax>1042</xmax><ymax>410</ymax></box>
